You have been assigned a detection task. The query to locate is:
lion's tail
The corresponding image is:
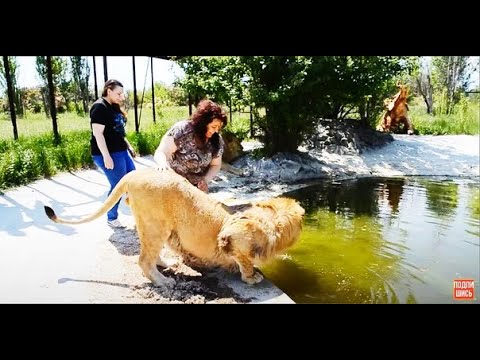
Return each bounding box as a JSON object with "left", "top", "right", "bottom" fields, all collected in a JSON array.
[{"left": 44, "top": 173, "right": 130, "bottom": 225}]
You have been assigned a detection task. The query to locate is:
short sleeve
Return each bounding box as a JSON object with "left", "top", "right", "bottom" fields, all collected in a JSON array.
[
  {"left": 90, "top": 102, "right": 109, "bottom": 125},
  {"left": 166, "top": 120, "right": 189, "bottom": 142}
]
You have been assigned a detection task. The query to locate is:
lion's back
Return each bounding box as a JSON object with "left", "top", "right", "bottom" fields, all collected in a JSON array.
[
  {"left": 124, "top": 167, "right": 229, "bottom": 261},
  {"left": 127, "top": 168, "right": 190, "bottom": 189},
  {"left": 126, "top": 168, "right": 202, "bottom": 217}
]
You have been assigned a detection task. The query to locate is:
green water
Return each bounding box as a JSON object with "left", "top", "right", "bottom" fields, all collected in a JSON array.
[{"left": 261, "top": 177, "right": 480, "bottom": 304}]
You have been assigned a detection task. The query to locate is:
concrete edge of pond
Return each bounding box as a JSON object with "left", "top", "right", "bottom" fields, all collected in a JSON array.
[{"left": 205, "top": 269, "right": 295, "bottom": 304}]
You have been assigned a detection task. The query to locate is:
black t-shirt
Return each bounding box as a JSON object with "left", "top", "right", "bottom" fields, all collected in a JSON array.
[{"left": 90, "top": 98, "right": 128, "bottom": 155}]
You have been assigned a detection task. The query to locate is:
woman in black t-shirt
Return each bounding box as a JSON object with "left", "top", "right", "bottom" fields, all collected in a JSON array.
[{"left": 90, "top": 79, "right": 136, "bottom": 228}]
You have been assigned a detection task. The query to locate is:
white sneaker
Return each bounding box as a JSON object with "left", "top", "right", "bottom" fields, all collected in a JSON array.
[{"left": 107, "top": 219, "right": 126, "bottom": 228}]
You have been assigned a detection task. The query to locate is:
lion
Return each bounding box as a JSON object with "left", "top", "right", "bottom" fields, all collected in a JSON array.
[
  {"left": 376, "top": 82, "right": 414, "bottom": 135},
  {"left": 44, "top": 168, "right": 305, "bottom": 288}
]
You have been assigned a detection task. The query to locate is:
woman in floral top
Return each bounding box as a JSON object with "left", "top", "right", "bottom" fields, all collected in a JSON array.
[{"left": 154, "top": 99, "right": 227, "bottom": 193}]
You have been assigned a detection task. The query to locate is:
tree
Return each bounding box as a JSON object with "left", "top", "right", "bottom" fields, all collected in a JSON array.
[
  {"left": 240, "top": 56, "right": 318, "bottom": 154},
  {"left": 176, "top": 56, "right": 248, "bottom": 106},
  {"left": 239, "top": 56, "right": 415, "bottom": 155},
  {"left": 35, "top": 56, "right": 68, "bottom": 116},
  {"left": 307, "top": 56, "right": 417, "bottom": 124},
  {"left": 432, "top": 56, "right": 471, "bottom": 114},
  {"left": 0, "top": 56, "right": 24, "bottom": 116},
  {"left": 2, "top": 56, "right": 19, "bottom": 139},
  {"left": 70, "top": 56, "right": 90, "bottom": 114},
  {"left": 415, "top": 57, "right": 434, "bottom": 114}
]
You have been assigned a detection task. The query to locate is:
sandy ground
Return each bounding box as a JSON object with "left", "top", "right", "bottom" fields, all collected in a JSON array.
[{"left": 0, "top": 134, "right": 478, "bottom": 303}]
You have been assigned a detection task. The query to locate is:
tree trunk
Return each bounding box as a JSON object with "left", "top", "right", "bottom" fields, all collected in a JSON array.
[
  {"left": 263, "top": 108, "right": 299, "bottom": 156},
  {"left": 3, "top": 56, "right": 18, "bottom": 140},
  {"left": 41, "top": 88, "right": 50, "bottom": 117},
  {"left": 82, "top": 88, "right": 89, "bottom": 114},
  {"left": 416, "top": 72, "right": 434, "bottom": 114},
  {"left": 46, "top": 56, "right": 59, "bottom": 142},
  {"left": 447, "top": 56, "right": 459, "bottom": 115}
]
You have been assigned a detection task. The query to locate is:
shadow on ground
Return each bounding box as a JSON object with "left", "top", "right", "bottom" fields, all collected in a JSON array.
[{"left": 107, "top": 226, "right": 253, "bottom": 304}]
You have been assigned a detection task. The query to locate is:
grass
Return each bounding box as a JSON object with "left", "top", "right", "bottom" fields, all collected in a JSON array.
[
  {"left": 0, "top": 106, "right": 190, "bottom": 140},
  {"left": 408, "top": 96, "right": 480, "bottom": 135},
  {"left": 0, "top": 131, "right": 93, "bottom": 189}
]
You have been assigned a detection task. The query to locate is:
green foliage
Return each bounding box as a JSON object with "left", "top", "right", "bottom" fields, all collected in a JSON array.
[
  {"left": 0, "top": 56, "right": 19, "bottom": 93},
  {"left": 0, "top": 132, "right": 90, "bottom": 189},
  {"left": 0, "top": 111, "right": 90, "bottom": 139},
  {"left": 410, "top": 95, "right": 479, "bottom": 135},
  {"left": 36, "top": 146, "right": 56, "bottom": 177},
  {"left": 35, "top": 56, "right": 68, "bottom": 90},
  {"left": 147, "top": 106, "right": 188, "bottom": 128},
  {"left": 34, "top": 56, "right": 70, "bottom": 116},
  {"left": 20, "top": 87, "right": 44, "bottom": 113},
  {"left": 176, "top": 56, "right": 249, "bottom": 107},
  {"left": 0, "top": 56, "right": 24, "bottom": 116},
  {"left": 246, "top": 56, "right": 417, "bottom": 154},
  {"left": 431, "top": 56, "right": 472, "bottom": 115},
  {"left": 70, "top": 56, "right": 90, "bottom": 115},
  {"left": 126, "top": 83, "right": 187, "bottom": 110},
  {"left": 225, "top": 109, "right": 252, "bottom": 141},
  {"left": 127, "top": 122, "right": 169, "bottom": 156},
  {"left": 168, "top": 85, "right": 188, "bottom": 106}
]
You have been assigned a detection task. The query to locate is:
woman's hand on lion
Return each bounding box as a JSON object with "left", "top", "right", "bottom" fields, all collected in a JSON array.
[
  {"left": 156, "top": 162, "right": 172, "bottom": 171},
  {"left": 197, "top": 179, "right": 208, "bottom": 193}
]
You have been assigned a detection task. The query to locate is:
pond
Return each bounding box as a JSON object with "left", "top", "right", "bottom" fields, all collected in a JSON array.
[{"left": 260, "top": 176, "right": 479, "bottom": 304}]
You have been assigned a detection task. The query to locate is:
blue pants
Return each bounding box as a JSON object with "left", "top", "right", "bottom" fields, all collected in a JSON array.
[{"left": 92, "top": 150, "right": 136, "bottom": 221}]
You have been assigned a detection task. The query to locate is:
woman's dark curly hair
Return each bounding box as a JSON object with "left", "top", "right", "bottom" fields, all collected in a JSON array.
[{"left": 190, "top": 99, "right": 228, "bottom": 157}]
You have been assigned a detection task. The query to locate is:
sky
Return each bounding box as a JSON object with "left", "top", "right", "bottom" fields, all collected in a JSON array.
[{"left": 15, "top": 56, "right": 185, "bottom": 92}]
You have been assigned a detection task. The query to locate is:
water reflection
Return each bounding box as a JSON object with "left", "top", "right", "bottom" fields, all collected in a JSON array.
[
  {"left": 379, "top": 178, "right": 405, "bottom": 214},
  {"left": 298, "top": 179, "right": 381, "bottom": 217},
  {"left": 466, "top": 185, "right": 480, "bottom": 239},
  {"left": 261, "top": 177, "right": 479, "bottom": 304},
  {"left": 420, "top": 179, "right": 459, "bottom": 218}
]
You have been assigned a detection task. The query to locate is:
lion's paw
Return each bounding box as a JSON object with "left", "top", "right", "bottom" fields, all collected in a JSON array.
[
  {"left": 241, "top": 271, "right": 264, "bottom": 285},
  {"left": 152, "top": 276, "right": 176, "bottom": 289}
]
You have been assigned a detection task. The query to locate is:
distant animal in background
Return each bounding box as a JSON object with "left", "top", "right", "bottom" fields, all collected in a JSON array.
[{"left": 377, "top": 82, "right": 414, "bottom": 135}]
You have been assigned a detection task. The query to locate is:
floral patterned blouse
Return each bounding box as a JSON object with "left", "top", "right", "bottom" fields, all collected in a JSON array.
[{"left": 166, "top": 120, "right": 224, "bottom": 185}]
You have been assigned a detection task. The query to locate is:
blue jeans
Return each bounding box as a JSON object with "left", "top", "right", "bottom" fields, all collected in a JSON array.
[{"left": 92, "top": 150, "right": 136, "bottom": 221}]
